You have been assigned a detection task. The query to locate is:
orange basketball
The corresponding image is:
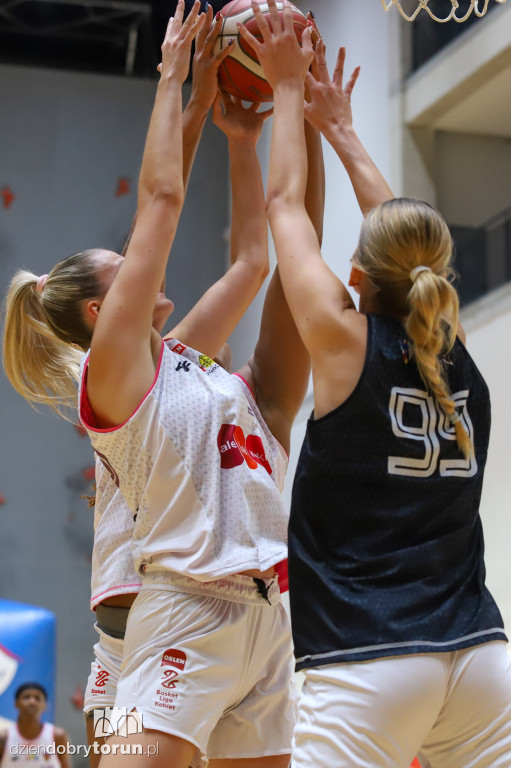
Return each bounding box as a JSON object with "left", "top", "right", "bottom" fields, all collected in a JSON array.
[{"left": 214, "top": 0, "right": 308, "bottom": 102}]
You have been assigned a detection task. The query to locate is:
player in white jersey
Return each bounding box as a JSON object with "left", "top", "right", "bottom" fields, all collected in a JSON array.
[
  {"left": 82, "top": 11, "right": 244, "bottom": 763},
  {"left": 3, "top": 4, "right": 324, "bottom": 766},
  {"left": 0, "top": 684, "right": 69, "bottom": 768}
]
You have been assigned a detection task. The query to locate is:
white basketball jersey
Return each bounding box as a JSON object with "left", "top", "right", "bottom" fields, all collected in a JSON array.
[
  {"left": 80, "top": 340, "right": 289, "bottom": 581},
  {"left": 1, "top": 723, "right": 60, "bottom": 768},
  {"left": 90, "top": 456, "right": 141, "bottom": 610}
]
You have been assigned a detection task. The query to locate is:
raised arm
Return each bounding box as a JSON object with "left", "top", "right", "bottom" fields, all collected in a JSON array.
[
  {"left": 182, "top": 6, "right": 233, "bottom": 189},
  {"left": 235, "top": 13, "right": 331, "bottom": 452},
  {"left": 236, "top": 117, "right": 325, "bottom": 453},
  {"left": 166, "top": 93, "right": 271, "bottom": 357},
  {"left": 240, "top": 3, "right": 390, "bottom": 360},
  {"left": 87, "top": 0, "right": 204, "bottom": 425},
  {"left": 121, "top": 11, "right": 232, "bottom": 274},
  {"left": 304, "top": 43, "right": 392, "bottom": 215}
]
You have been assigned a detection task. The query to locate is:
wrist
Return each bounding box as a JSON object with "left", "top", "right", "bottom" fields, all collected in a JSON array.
[
  {"left": 227, "top": 134, "right": 258, "bottom": 149},
  {"left": 157, "top": 74, "right": 184, "bottom": 93},
  {"left": 185, "top": 92, "right": 211, "bottom": 118},
  {"left": 273, "top": 77, "right": 306, "bottom": 97},
  {"left": 326, "top": 123, "right": 359, "bottom": 153}
]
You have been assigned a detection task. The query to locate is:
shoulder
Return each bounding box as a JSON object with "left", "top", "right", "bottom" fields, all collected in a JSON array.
[{"left": 53, "top": 727, "right": 68, "bottom": 745}]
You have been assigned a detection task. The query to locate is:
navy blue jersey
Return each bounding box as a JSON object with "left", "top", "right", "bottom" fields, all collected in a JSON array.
[{"left": 289, "top": 314, "right": 506, "bottom": 671}]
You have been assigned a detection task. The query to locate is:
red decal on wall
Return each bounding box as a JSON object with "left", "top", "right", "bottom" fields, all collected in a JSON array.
[
  {"left": 70, "top": 685, "right": 84, "bottom": 709},
  {"left": 2, "top": 187, "right": 15, "bottom": 209},
  {"left": 74, "top": 423, "right": 87, "bottom": 437},
  {"left": 82, "top": 465, "right": 95, "bottom": 482},
  {"left": 115, "top": 178, "right": 130, "bottom": 198},
  {"left": 0, "top": 493, "right": 5, "bottom": 505}
]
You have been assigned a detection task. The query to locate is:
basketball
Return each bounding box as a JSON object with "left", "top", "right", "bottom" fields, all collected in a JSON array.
[{"left": 214, "top": 0, "right": 308, "bottom": 102}]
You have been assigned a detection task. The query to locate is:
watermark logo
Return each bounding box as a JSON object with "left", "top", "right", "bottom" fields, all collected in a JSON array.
[{"left": 93, "top": 708, "right": 143, "bottom": 738}]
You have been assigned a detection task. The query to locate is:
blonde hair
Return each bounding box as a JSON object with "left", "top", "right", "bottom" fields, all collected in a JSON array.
[
  {"left": 355, "top": 198, "right": 472, "bottom": 459},
  {"left": 3, "top": 250, "right": 103, "bottom": 419}
]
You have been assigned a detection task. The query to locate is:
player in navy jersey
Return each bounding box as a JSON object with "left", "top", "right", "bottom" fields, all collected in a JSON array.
[
  {"left": 2, "top": 3, "right": 325, "bottom": 767},
  {"left": 240, "top": 3, "right": 511, "bottom": 766}
]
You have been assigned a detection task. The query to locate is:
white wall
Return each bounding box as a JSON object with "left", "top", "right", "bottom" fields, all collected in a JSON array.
[{"left": 462, "top": 286, "right": 511, "bottom": 632}]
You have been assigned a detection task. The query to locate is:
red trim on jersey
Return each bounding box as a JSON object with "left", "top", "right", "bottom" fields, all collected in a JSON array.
[
  {"left": 80, "top": 341, "right": 165, "bottom": 433},
  {"left": 232, "top": 372, "right": 255, "bottom": 398},
  {"left": 275, "top": 559, "right": 289, "bottom": 593}
]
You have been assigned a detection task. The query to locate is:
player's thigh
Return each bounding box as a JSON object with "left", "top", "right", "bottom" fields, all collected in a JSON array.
[
  {"left": 97, "top": 730, "right": 195, "bottom": 768},
  {"left": 85, "top": 716, "right": 105, "bottom": 768},
  {"left": 293, "top": 654, "right": 448, "bottom": 768},
  {"left": 419, "top": 642, "right": 511, "bottom": 768}
]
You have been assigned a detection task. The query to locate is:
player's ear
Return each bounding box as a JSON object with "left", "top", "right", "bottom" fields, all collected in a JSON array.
[{"left": 349, "top": 265, "right": 363, "bottom": 295}]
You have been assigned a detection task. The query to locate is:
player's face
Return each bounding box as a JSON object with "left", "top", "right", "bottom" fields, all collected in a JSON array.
[
  {"left": 93, "top": 250, "right": 174, "bottom": 331},
  {"left": 16, "top": 689, "right": 46, "bottom": 719}
]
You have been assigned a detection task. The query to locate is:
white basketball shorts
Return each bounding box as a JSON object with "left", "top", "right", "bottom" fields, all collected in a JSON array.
[
  {"left": 84, "top": 625, "right": 124, "bottom": 715},
  {"left": 111, "top": 569, "right": 297, "bottom": 766},
  {"left": 293, "top": 641, "right": 511, "bottom": 768}
]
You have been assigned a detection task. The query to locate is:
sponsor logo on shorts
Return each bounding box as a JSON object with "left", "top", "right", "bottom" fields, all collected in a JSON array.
[
  {"left": 217, "top": 424, "right": 272, "bottom": 475},
  {"left": 94, "top": 668, "right": 109, "bottom": 687},
  {"left": 155, "top": 649, "right": 186, "bottom": 711},
  {"left": 161, "top": 649, "right": 186, "bottom": 671}
]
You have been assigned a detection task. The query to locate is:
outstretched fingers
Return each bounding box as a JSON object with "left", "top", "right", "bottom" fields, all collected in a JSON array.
[
  {"left": 301, "top": 24, "right": 314, "bottom": 61},
  {"left": 332, "top": 46, "right": 360, "bottom": 98},
  {"left": 237, "top": 17, "right": 262, "bottom": 54},
  {"left": 313, "top": 39, "right": 329, "bottom": 83},
  {"left": 182, "top": 1, "right": 206, "bottom": 44},
  {"left": 267, "top": 0, "right": 284, "bottom": 34},
  {"left": 331, "top": 46, "right": 346, "bottom": 90},
  {"left": 195, "top": 3, "right": 214, "bottom": 52},
  {"left": 344, "top": 65, "right": 361, "bottom": 99}
]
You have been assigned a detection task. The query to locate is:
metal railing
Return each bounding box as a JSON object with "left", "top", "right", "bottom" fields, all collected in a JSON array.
[
  {"left": 452, "top": 206, "right": 511, "bottom": 306},
  {"left": 411, "top": 0, "right": 498, "bottom": 71}
]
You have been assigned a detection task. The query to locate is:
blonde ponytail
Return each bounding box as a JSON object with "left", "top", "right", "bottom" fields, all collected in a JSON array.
[
  {"left": 356, "top": 198, "right": 472, "bottom": 458},
  {"left": 2, "top": 250, "right": 102, "bottom": 420},
  {"left": 406, "top": 269, "right": 472, "bottom": 459}
]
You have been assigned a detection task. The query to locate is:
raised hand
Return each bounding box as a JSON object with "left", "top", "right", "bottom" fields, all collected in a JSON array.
[
  {"left": 238, "top": 0, "right": 314, "bottom": 91},
  {"left": 212, "top": 91, "right": 273, "bottom": 145},
  {"left": 304, "top": 43, "right": 360, "bottom": 142},
  {"left": 189, "top": 7, "right": 234, "bottom": 112},
  {"left": 160, "top": 0, "right": 206, "bottom": 84}
]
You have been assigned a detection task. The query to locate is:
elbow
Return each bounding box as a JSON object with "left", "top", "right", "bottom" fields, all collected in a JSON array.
[
  {"left": 139, "top": 182, "right": 185, "bottom": 212},
  {"left": 258, "top": 260, "right": 270, "bottom": 284},
  {"left": 265, "top": 189, "right": 288, "bottom": 222}
]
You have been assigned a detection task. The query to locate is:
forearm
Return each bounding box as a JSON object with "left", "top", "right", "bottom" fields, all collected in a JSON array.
[
  {"left": 326, "top": 124, "right": 393, "bottom": 215},
  {"left": 267, "top": 81, "right": 308, "bottom": 209},
  {"left": 182, "top": 97, "right": 209, "bottom": 191},
  {"left": 304, "top": 120, "right": 325, "bottom": 245},
  {"left": 138, "top": 76, "right": 184, "bottom": 206},
  {"left": 229, "top": 138, "right": 269, "bottom": 277}
]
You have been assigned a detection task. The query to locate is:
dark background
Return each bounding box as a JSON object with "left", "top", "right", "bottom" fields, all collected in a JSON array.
[{"left": 0, "top": 0, "right": 233, "bottom": 79}]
